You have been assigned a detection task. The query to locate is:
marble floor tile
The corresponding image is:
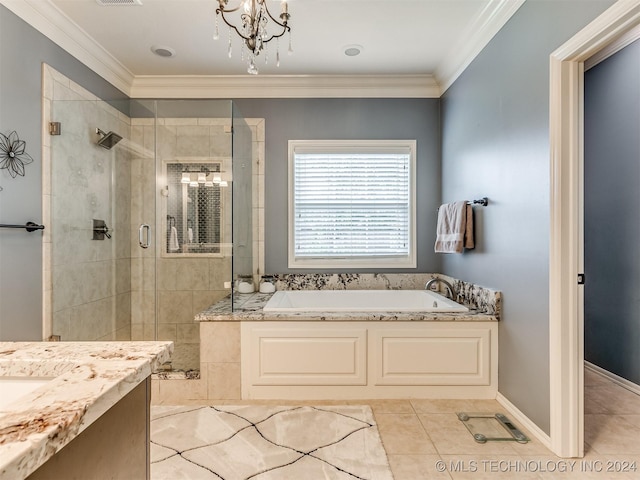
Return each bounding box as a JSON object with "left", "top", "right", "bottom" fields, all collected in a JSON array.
[
  {"left": 375, "top": 413, "right": 438, "bottom": 455},
  {"left": 387, "top": 454, "right": 454, "bottom": 479},
  {"left": 350, "top": 399, "right": 415, "bottom": 415},
  {"left": 587, "top": 384, "right": 640, "bottom": 415},
  {"left": 585, "top": 414, "right": 640, "bottom": 454}
]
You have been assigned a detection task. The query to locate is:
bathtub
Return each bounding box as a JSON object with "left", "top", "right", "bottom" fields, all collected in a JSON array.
[{"left": 262, "top": 289, "right": 469, "bottom": 313}]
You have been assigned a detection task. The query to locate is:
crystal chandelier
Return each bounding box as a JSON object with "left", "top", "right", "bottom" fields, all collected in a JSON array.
[{"left": 214, "top": 0, "right": 292, "bottom": 75}]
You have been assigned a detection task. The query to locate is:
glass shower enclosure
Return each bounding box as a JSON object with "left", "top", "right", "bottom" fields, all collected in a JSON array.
[{"left": 48, "top": 98, "right": 252, "bottom": 372}]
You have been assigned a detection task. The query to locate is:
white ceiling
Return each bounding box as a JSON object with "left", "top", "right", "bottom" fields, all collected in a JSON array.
[
  {"left": 1, "top": 0, "right": 525, "bottom": 96},
  {"left": 51, "top": 0, "right": 489, "bottom": 76}
]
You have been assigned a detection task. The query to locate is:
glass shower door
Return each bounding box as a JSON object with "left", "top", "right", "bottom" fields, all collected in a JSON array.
[
  {"left": 49, "top": 97, "right": 138, "bottom": 342},
  {"left": 48, "top": 94, "right": 237, "bottom": 373},
  {"left": 146, "top": 99, "right": 234, "bottom": 371},
  {"left": 231, "top": 106, "right": 253, "bottom": 308}
]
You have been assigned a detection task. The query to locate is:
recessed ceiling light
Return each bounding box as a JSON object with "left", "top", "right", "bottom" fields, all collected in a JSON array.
[
  {"left": 151, "top": 45, "right": 176, "bottom": 58},
  {"left": 343, "top": 45, "right": 363, "bottom": 57}
]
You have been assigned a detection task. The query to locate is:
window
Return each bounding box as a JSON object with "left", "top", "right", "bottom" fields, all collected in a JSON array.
[{"left": 288, "top": 140, "right": 416, "bottom": 268}]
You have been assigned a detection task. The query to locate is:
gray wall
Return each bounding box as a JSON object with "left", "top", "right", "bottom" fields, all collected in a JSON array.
[
  {"left": 440, "top": 0, "right": 613, "bottom": 434},
  {"left": 0, "top": 5, "right": 127, "bottom": 340},
  {"left": 584, "top": 39, "right": 640, "bottom": 385},
  {"left": 234, "top": 98, "right": 442, "bottom": 274}
]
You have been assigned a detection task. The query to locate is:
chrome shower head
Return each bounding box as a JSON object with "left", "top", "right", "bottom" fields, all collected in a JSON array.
[{"left": 95, "top": 128, "right": 123, "bottom": 150}]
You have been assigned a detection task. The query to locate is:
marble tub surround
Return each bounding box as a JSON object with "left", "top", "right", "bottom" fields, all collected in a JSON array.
[
  {"left": 196, "top": 290, "right": 497, "bottom": 322},
  {"left": 0, "top": 341, "right": 172, "bottom": 480},
  {"left": 269, "top": 273, "right": 501, "bottom": 319},
  {"left": 150, "top": 404, "right": 393, "bottom": 479}
]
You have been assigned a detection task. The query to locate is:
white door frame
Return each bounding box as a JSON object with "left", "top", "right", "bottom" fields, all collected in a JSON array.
[{"left": 549, "top": 0, "right": 640, "bottom": 458}]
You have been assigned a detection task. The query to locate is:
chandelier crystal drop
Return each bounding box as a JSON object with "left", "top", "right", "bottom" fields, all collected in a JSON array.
[{"left": 214, "top": 0, "right": 291, "bottom": 75}]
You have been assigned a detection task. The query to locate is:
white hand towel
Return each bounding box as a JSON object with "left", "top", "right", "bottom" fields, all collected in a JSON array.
[
  {"left": 435, "top": 201, "right": 471, "bottom": 253},
  {"left": 169, "top": 226, "right": 180, "bottom": 252},
  {"left": 187, "top": 227, "right": 193, "bottom": 243}
]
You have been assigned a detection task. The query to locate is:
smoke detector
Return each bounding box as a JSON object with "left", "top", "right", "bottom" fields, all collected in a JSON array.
[{"left": 95, "top": 0, "right": 142, "bottom": 6}]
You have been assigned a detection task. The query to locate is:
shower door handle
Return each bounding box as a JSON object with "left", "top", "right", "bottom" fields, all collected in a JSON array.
[{"left": 139, "top": 224, "right": 151, "bottom": 249}]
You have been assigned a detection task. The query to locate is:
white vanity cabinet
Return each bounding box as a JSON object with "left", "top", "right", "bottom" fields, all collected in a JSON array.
[{"left": 241, "top": 321, "right": 498, "bottom": 399}]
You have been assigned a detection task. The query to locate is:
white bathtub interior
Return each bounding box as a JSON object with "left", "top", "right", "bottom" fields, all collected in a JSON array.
[
  {"left": 263, "top": 289, "right": 469, "bottom": 313},
  {"left": 0, "top": 377, "right": 56, "bottom": 409}
]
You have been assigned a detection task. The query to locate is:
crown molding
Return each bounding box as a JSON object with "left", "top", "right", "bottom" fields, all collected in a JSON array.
[
  {"left": 1, "top": 0, "right": 520, "bottom": 99},
  {"left": 0, "top": 0, "right": 134, "bottom": 95},
  {"left": 129, "top": 74, "right": 440, "bottom": 99},
  {"left": 435, "top": 0, "right": 526, "bottom": 94}
]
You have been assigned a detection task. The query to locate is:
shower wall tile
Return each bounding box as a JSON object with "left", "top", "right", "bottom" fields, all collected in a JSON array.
[
  {"left": 176, "top": 126, "right": 210, "bottom": 157},
  {"left": 116, "top": 258, "right": 131, "bottom": 294},
  {"left": 209, "top": 132, "right": 232, "bottom": 157},
  {"left": 176, "top": 259, "right": 209, "bottom": 291},
  {"left": 69, "top": 80, "right": 98, "bottom": 101},
  {"left": 157, "top": 259, "right": 177, "bottom": 291},
  {"left": 131, "top": 324, "right": 143, "bottom": 340},
  {"left": 143, "top": 324, "right": 157, "bottom": 341},
  {"left": 158, "top": 323, "right": 177, "bottom": 342},
  {"left": 53, "top": 309, "right": 70, "bottom": 341},
  {"left": 177, "top": 324, "right": 199, "bottom": 344},
  {"left": 193, "top": 290, "right": 228, "bottom": 316},
  {"left": 158, "top": 291, "right": 193, "bottom": 325},
  {"left": 114, "top": 326, "right": 131, "bottom": 341},
  {"left": 209, "top": 258, "right": 231, "bottom": 290},
  {"left": 170, "top": 344, "right": 200, "bottom": 372},
  {"left": 116, "top": 292, "right": 131, "bottom": 331}
]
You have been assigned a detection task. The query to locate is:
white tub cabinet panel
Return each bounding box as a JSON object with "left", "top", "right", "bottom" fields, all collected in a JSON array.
[
  {"left": 372, "top": 327, "right": 491, "bottom": 386},
  {"left": 241, "top": 322, "right": 497, "bottom": 399},
  {"left": 247, "top": 327, "right": 367, "bottom": 385}
]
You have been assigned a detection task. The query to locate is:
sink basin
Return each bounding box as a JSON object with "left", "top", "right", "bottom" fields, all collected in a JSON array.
[{"left": 0, "top": 377, "right": 55, "bottom": 409}]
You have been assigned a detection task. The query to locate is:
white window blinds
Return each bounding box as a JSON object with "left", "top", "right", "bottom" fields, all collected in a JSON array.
[{"left": 289, "top": 141, "right": 416, "bottom": 268}]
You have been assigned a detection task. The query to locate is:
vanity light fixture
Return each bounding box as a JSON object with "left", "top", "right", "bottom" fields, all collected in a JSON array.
[
  {"left": 197, "top": 172, "right": 207, "bottom": 184},
  {"left": 213, "top": 174, "right": 222, "bottom": 184},
  {"left": 213, "top": 0, "right": 292, "bottom": 75},
  {"left": 181, "top": 172, "right": 191, "bottom": 184}
]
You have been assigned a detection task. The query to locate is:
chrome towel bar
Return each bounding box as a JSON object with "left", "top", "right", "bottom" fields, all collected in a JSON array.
[{"left": 0, "top": 222, "right": 45, "bottom": 232}]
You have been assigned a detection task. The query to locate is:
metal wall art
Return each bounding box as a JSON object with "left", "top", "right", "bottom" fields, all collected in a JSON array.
[{"left": 0, "top": 131, "right": 34, "bottom": 178}]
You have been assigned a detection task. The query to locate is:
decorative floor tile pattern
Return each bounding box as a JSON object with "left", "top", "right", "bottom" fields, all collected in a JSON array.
[{"left": 151, "top": 405, "right": 394, "bottom": 480}]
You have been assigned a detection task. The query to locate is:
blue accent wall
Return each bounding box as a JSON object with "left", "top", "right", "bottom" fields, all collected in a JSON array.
[
  {"left": 0, "top": 5, "right": 127, "bottom": 340},
  {"left": 584, "top": 39, "right": 640, "bottom": 385},
  {"left": 233, "top": 98, "right": 442, "bottom": 274},
  {"left": 440, "top": 0, "right": 613, "bottom": 433}
]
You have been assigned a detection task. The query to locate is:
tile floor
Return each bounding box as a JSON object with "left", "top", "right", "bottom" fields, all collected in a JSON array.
[{"left": 153, "top": 368, "right": 640, "bottom": 479}]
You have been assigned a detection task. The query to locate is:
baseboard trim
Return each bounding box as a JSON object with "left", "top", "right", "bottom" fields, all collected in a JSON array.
[
  {"left": 585, "top": 361, "right": 640, "bottom": 396},
  {"left": 496, "top": 392, "right": 551, "bottom": 450}
]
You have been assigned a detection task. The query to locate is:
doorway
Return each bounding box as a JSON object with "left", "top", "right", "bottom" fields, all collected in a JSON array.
[{"left": 549, "top": 0, "right": 640, "bottom": 458}]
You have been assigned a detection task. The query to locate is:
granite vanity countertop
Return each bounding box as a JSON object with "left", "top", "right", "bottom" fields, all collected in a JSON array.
[
  {"left": 0, "top": 341, "right": 172, "bottom": 480},
  {"left": 195, "top": 293, "right": 498, "bottom": 322}
]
